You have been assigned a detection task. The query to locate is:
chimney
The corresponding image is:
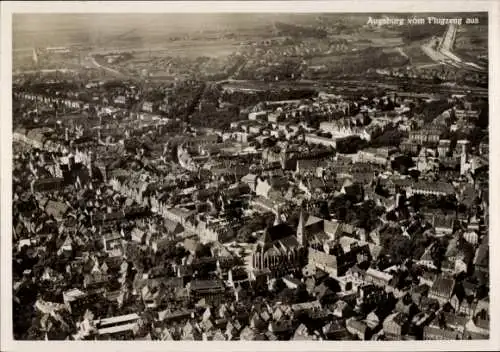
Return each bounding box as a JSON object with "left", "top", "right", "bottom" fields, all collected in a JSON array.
[{"left": 65, "top": 128, "right": 69, "bottom": 142}]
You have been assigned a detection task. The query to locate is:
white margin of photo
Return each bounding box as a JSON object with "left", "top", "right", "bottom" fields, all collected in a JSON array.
[{"left": 1, "top": 1, "right": 499, "bottom": 351}]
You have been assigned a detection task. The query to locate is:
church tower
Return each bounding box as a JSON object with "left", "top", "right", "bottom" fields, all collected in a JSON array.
[{"left": 297, "top": 209, "right": 305, "bottom": 247}]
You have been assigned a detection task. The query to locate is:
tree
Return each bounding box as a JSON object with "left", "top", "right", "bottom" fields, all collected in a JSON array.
[
  {"left": 410, "top": 231, "right": 432, "bottom": 259},
  {"left": 272, "top": 278, "right": 287, "bottom": 293},
  {"left": 219, "top": 227, "right": 236, "bottom": 243},
  {"left": 225, "top": 201, "right": 243, "bottom": 222},
  {"left": 25, "top": 320, "right": 45, "bottom": 340},
  {"left": 355, "top": 201, "right": 385, "bottom": 232},
  {"left": 125, "top": 243, "right": 145, "bottom": 271},
  {"left": 328, "top": 195, "right": 351, "bottom": 221},
  {"left": 336, "top": 136, "right": 367, "bottom": 154},
  {"left": 195, "top": 243, "right": 212, "bottom": 258},
  {"left": 379, "top": 225, "right": 412, "bottom": 264},
  {"left": 391, "top": 155, "right": 415, "bottom": 174},
  {"left": 477, "top": 100, "right": 488, "bottom": 129},
  {"left": 262, "top": 137, "right": 278, "bottom": 149},
  {"left": 310, "top": 200, "right": 331, "bottom": 220},
  {"left": 236, "top": 226, "right": 254, "bottom": 243}
]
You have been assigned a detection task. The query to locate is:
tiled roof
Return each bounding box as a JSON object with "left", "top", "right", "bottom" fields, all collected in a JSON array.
[
  {"left": 190, "top": 279, "right": 225, "bottom": 291},
  {"left": 297, "top": 159, "right": 325, "bottom": 171},
  {"left": 305, "top": 214, "right": 323, "bottom": 227},
  {"left": 411, "top": 181, "right": 455, "bottom": 194},
  {"left": 420, "top": 244, "right": 435, "bottom": 262},
  {"left": 430, "top": 276, "right": 455, "bottom": 298},
  {"left": 164, "top": 218, "right": 183, "bottom": 233},
  {"left": 347, "top": 318, "right": 368, "bottom": 333}
]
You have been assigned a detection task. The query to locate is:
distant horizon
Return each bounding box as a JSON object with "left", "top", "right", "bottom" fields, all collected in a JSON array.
[{"left": 13, "top": 12, "right": 488, "bottom": 49}]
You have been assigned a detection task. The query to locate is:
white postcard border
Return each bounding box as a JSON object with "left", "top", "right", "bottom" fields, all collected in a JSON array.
[{"left": 1, "top": 2, "right": 499, "bottom": 351}]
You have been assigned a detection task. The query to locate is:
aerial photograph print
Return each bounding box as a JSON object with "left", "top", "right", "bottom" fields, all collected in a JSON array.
[{"left": 9, "top": 7, "right": 491, "bottom": 344}]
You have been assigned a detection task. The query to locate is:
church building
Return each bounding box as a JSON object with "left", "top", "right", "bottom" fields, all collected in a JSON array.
[{"left": 251, "top": 210, "right": 337, "bottom": 276}]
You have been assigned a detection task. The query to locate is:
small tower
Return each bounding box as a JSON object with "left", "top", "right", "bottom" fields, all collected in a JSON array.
[
  {"left": 68, "top": 154, "right": 75, "bottom": 170},
  {"left": 459, "top": 140, "right": 470, "bottom": 176},
  {"left": 87, "top": 151, "right": 93, "bottom": 179},
  {"left": 396, "top": 192, "right": 402, "bottom": 209},
  {"left": 280, "top": 144, "right": 288, "bottom": 170},
  {"left": 99, "top": 163, "right": 107, "bottom": 182}
]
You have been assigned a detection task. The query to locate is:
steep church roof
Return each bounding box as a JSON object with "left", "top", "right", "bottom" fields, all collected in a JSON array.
[{"left": 257, "top": 222, "right": 299, "bottom": 254}]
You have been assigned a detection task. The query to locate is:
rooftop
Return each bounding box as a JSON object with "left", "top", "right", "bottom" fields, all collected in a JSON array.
[{"left": 98, "top": 322, "right": 137, "bottom": 335}]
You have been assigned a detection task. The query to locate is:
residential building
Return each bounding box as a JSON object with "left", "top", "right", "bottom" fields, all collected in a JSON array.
[{"left": 383, "top": 312, "right": 409, "bottom": 340}]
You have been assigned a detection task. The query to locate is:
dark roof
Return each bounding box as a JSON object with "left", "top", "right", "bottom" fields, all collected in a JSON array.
[
  {"left": 314, "top": 269, "right": 328, "bottom": 282},
  {"left": 296, "top": 159, "right": 325, "bottom": 172},
  {"left": 33, "top": 177, "right": 65, "bottom": 186},
  {"left": 412, "top": 284, "right": 430, "bottom": 295},
  {"left": 411, "top": 181, "right": 455, "bottom": 195},
  {"left": 264, "top": 223, "right": 295, "bottom": 243},
  {"left": 473, "top": 244, "right": 488, "bottom": 267},
  {"left": 433, "top": 215, "right": 455, "bottom": 230},
  {"left": 94, "top": 210, "right": 125, "bottom": 223},
  {"left": 190, "top": 279, "right": 225, "bottom": 291},
  {"left": 164, "top": 219, "right": 183, "bottom": 234}
]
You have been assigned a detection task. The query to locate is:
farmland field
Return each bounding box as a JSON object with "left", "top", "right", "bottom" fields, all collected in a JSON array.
[
  {"left": 403, "top": 40, "right": 436, "bottom": 66},
  {"left": 308, "top": 54, "right": 347, "bottom": 66},
  {"left": 369, "top": 37, "right": 405, "bottom": 47},
  {"left": 454, "top": 24, "right": 488, "bottom": 63},
  {"left": 110, "top": 40, "right": 244, "bottom": 58}
]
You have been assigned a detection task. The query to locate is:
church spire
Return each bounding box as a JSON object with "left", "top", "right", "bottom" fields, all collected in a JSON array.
[
  {"left": 297, "top": 208, "right": 305, "bottom": 246},
  {"left": 274, "top": 205, "right": 281, "bottom": 226}
]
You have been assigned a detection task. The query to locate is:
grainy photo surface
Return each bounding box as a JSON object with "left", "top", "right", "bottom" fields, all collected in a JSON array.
[{"left": 11, "top": 11, "right": 490, "bottom": 342}]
